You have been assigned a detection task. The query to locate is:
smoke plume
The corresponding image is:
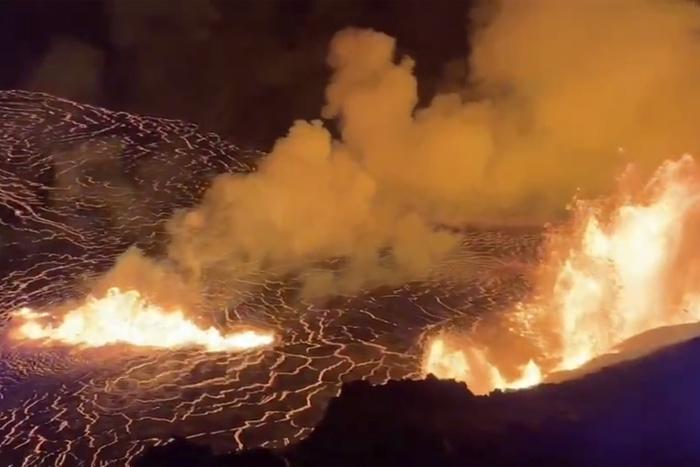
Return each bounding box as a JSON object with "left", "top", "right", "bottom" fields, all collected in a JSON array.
[
  {"left": 100, "top": 0, "right": 700, "bottom": 300},
  {"left": 466, "top": 0, "right": 700, "bottom": 217}
]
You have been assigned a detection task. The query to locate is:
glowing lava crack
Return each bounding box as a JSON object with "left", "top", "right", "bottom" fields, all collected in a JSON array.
[{"left": 10, "top": 288, "right": 275, "bottom": 352}]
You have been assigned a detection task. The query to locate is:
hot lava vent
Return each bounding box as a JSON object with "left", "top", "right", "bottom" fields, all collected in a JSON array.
[
  {"left": 425, "top": 155, "right": 700, "bottom": 394},
  {"left": 10, "top": 287, "right": 275, "bottom": 352}
]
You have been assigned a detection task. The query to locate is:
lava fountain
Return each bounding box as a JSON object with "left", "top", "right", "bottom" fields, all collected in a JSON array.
[
  {"left": 425, "top": 155, "right": 700, "bottom": 394},
  {"left": 9, "top": 287, "right": 275, "bottom": 352}
]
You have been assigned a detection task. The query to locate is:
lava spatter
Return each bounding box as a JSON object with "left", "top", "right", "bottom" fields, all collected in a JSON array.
[
  {"left": 10, "top": 287, "right": 275, "bottom": 352},
  {"left": 425, "top": 156, "right": 700, "bottom": 394}
]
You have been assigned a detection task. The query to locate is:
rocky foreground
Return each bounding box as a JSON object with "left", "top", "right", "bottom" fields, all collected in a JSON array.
[{"left": 136, "top": 333, "right": 700, "bottom": 466}]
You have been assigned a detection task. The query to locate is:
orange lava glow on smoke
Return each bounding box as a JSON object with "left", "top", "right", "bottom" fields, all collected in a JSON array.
[
  {"left": 10, "top": 288, "right": 275, "bottom": 352},
  {"left": 425, "top": 155, "right": 700, "bottom": 394}
]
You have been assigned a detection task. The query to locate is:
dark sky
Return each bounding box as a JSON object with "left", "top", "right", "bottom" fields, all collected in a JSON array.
[{"left": 0, "top": 0, "right": 474, "bottom": 149}]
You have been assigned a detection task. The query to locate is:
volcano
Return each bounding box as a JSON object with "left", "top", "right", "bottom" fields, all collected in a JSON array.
[{"left": 2, "top": 91, "right": 700, "bottom": 467}]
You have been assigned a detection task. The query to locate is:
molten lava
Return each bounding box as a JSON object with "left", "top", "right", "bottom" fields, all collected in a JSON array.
[
  {"left": 10, "top": 287, "right": 275, "bottom": 352},
  {"left": 425, "top": 155, "right": 700, "bottom": 394},
  {"left": 424, "top": 338, "right": 542, "bottom": 394}
]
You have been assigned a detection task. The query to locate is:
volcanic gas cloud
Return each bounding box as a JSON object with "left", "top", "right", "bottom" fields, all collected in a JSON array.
[{"left": 162, "top": 0, "right": 700, "bottom": 301}]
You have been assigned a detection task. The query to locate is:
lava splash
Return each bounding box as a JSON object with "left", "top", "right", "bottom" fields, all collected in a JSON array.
[
  {"left": 9, "top": 287, "right": 275, "bottom": 352},
  {"left": 426, "top": 155, "right": 700, "bottom": 394}
]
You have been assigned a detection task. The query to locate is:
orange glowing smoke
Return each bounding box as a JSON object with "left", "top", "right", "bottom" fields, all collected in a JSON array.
[
  {"left": 425, "top": 155, "right": 700, "bottom": 394},
  {"left": 10, "top": 287, "right": 275, "bottom": 352}
]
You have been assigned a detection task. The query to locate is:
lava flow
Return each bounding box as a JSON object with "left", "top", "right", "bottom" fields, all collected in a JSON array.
[
  {"left": 9, "top": 287, "right": 275, "bottom": 352},
  {"left": 426, "top": 155, "right": 700, "bottom": 394}
]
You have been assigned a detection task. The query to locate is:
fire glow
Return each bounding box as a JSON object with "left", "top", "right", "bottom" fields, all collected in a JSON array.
[
  {"left": 425, "top": 155, "right": 700, "bottom": 394},
  {"left": 10, "top": 287, "right": 275, "bottom": 352}
]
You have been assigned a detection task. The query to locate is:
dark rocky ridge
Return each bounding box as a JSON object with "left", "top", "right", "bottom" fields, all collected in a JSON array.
[{"left": 137, "top": 335, "right": 700, "bottom": 466}]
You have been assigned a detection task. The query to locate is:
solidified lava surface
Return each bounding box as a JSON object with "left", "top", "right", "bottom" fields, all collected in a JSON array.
[{"left": 0, "top": 91, "right": 541, "bottom": 466}]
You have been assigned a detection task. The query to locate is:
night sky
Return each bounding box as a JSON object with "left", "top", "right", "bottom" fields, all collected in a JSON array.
[{"left": 0, "top": 0, "right": 473, "bottom": 148}]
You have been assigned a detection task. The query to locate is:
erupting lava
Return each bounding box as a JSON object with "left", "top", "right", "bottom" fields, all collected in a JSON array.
[
  {"left": 9, "top": 288, "right": 275, "bottom": 352},
  {"left": 426, "top": 155, "right": 700, "bottom": 394}
]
